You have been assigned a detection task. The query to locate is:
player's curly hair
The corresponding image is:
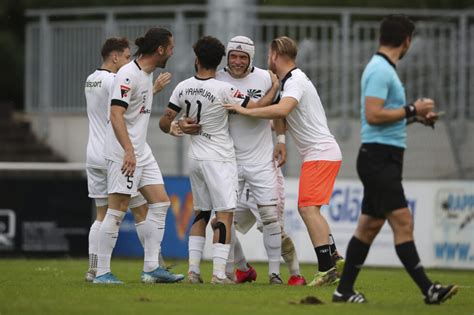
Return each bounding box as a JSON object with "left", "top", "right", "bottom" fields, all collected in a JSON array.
[{"left": 193, "top": 36, "right": 226, "bottom": 70}]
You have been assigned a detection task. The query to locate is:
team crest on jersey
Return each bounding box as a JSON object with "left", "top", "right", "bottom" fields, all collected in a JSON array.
[
  {"left": 120, "top": 85, "right": 131, "bottom": 98},
  {"left": 231, "top": 88, "right": 245, "bottom": 99},
  {"left": 247, "top": 89, "right": 262, "bottom": 98}
]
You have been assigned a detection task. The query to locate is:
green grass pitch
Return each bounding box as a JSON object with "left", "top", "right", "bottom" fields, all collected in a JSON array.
[{"left": 0, "top": 258, "right": 472, "bottom": 315}]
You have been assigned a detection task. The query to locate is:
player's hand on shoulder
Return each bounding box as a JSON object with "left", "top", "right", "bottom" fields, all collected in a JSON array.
[
  {"left": 268, "top": 70, "right": 280, "bottom": 89},
  {"left": 153, "top": 72, "right": 172, "bottom": 94},
  {"left": 414, "top": 98, "right": 435, "bottom": 117},
  {"left": 178, "top": 117, "right": 201, "bottom": 135}
]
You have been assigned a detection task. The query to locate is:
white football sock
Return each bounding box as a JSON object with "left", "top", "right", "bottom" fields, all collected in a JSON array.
[
  {"left": 188, "top": 235, "right": 205, "bottom": 274},
  {"left": 135, "top": 221, "right": 145, "bottom": 248},
  {"left": 213, "top": 243, "right": 230, "bottom": 279},
  {"left": 96, "top": 209, "right": 125, "bottom": 277},
  {"left": 143, "top": 202, "right": 169, "bottom": 272},
  {"left": 281, "top": 232, "right": 300, "bottom": 276},
  {"left": 263, "top": 221, "right": 282, "bottom": 275},
  {"left": 88, "top": 220, "right": 101, "bottom": 270},
  {"left": 234, "top": 236, "right": 248, "bottom": 271},
  {"left": 225, "top": 224, "right": 236, "bottom": 274},
  {"left": 260, "top": 206, "right": 282, "bottom": 275}
]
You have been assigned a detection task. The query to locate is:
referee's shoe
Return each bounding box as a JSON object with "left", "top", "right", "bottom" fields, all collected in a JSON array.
[{"left": 424, "top": 282, "right": 459, "bottom": 305}]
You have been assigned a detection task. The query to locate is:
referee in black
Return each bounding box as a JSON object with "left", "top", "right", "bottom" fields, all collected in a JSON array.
[{"left": 332, "top": 15, "right": 458, "bottom": 304}]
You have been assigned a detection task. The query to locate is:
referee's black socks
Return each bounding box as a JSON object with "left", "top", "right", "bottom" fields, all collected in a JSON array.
[
  {"left": 337, "top": 236, "right": 370, "bottom": 294},
  {"left": 395, "top": 241, "right": 432, "bottom": 295}
]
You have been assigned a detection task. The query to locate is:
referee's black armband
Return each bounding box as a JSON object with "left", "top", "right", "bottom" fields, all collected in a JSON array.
[
  {"left": 241, "top": 96, "right": 250, "bottom": 108},
  {"left": 404, "top": 103, "right": 417, "bottom": 118}
]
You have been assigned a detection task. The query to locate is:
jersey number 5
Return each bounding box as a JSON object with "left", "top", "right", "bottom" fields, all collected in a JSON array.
[{"left": 185, "top": 100, "right": 202, "bottom": 124}]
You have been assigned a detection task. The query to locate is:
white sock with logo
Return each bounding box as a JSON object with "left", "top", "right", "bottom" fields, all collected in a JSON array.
[
  {"left": 88, "top": 220, "right": 102, "bottom": 270},
  {"left": 143, "top": 202, "right": 169, "bottom": 272},
  {"left": 213, "top": 243, "right": 231, "bottom": 279},
  {"left": 188, "top": 236, "right": 205, "bottom": 274},
  {"left": 96, "top": 209, "right": 125, "bottom": 277}
]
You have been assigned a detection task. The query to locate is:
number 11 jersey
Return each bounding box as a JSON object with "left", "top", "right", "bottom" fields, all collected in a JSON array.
[{"left": 168, "top": 76, "right": 249, "bottom": 162}]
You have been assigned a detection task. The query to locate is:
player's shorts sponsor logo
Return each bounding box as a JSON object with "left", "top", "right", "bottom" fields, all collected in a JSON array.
[{"left": 120, "top": 85, "right": 131, "bottom": 98}]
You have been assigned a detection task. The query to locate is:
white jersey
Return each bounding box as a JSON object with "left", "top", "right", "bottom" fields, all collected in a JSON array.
[
  {"left": 216, "top": 67, "right": 274, "bottom": 165},
  {"left": 104, "top": 60, "right": 154, "bottom": 166},
  {"left": 280, "top": 68, "right": 342, "bottom": 162},
  {"left": 168, "top": 76, "right": 249, "bottom": 162},
  {"left": 85, "top": 69, "right": 114, "bottom": 169}
]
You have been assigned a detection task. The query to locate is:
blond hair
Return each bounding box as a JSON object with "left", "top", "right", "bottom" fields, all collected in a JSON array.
[{"left": 270, "top": 36, "right": 297, "bottom": 59}]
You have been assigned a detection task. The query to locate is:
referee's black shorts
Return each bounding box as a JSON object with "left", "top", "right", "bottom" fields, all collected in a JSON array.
[{"left": 356, "top": 143, "right": 408, "bottom": 218}]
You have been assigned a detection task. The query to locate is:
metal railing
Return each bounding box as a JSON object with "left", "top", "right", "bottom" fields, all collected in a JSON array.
[
  {"left": 24, "top": 5, "right": 474, "bottom": 177},
  {"left": 25, "top": 6, "right": 474, "bottom": 118}
]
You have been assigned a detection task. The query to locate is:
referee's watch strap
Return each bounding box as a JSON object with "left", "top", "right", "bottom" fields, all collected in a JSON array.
[{"left": 404, "top": 103, "right": 417, "bottom": 118}]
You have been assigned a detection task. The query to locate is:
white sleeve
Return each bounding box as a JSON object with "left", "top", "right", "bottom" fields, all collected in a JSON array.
[
  {"left": 110, "top": 72, "right": 133, "bottom": 108},
  {"left": 281, "top": 78, "right": 303, "bottom": 103},
  {"left": 167, "top": 83, "right": 183, "bottom": 113}
]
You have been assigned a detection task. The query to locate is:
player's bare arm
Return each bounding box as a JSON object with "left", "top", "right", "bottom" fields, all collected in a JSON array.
[
  {"left": 153, "top": 72, "right": 172, "bottom": 94},
  {"left": 159, "top": 108, "right": 184, "bottom": 137},
  {"left": 224, "top": 96, "right": 298, "bottom": 119},
  {"left": 273, "top": 118, "right": 287, "bottom": 167},
  {"left": 365, "top": 97, "right": 434, "bottom": 125},
  {"left": 110, "top": 105, "right": 136, "bottom": 176}
]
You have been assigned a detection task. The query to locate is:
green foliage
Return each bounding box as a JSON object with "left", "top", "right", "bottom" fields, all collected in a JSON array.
[{"left": 0, "top": 259, "right": 471, "bottom": 315}]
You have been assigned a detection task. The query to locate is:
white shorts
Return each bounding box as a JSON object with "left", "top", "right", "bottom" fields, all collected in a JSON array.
[
  {"left": 237, "top": 161, "right": 278, "bottom": 206},
  {"left": 87, "top": 167, "right": 108, "bottom": 199},
  {"left": 87, "top": 166, "right": 148, "bottom": 207},
  {"left": 235, "top": 166, "right": 286, "bottom": 234},
  {"left": 107, "top": 160, "right": 164, "bottom": 195},
  {"left": 189, "top": 159, "right": 238, "bottom": 212}
]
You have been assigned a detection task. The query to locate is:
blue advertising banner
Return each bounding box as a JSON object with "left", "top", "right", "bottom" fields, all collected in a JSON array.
[{"left": 114, "top": 176, "right": 194, "bottom": 258}]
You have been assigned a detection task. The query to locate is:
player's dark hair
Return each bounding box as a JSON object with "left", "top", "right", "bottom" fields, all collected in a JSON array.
[
  {"left": 101, "top": 37, "right": 129, "bottom": 60},
  {"left": 379, "top": 14, "right": 415, "bottom": 47},
  {"left": 193, "top": 36, "right": 226, "bottom": 70},
  {"left": 134, "top": 28, "right": 173, "bottom": 56}
]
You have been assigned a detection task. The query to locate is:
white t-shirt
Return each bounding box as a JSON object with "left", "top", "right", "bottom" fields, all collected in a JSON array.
[
  {"left": 168, "top": 76, "right": 249, "bottom": 162},
  {"left": 104, "top": 60, "right": 154, "bottom": 166},
  {"left": 85, "top": 69, "right": 114, "bottom": 169},
  {"left": 216, "top": 67, "right": 274, "bottom": 165},
  {"left": 280, "top": 68, "right": 342, "bottom": 162}
]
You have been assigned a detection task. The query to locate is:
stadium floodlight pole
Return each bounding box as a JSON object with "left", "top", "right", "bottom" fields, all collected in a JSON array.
[{"left": 39, "top": 13, "right": 52, "bottom": 142}]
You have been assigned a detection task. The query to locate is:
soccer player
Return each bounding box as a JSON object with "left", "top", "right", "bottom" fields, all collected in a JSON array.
[
  {"left": 93, "top": 28, "right": 183, "bottom": 284},
  {"left": 84, "top": 37, "right": 152, "bottom": 282},
  {"left": 224, "top": 36, "right": 343, "bottom": 287},
  {"left": 333, "top": 15, "right": 458, "bottom": 304},
  {"left": 215, "top": 36, "right": 305, "bottom": 285},
  {"left": 159, "top": 36, "right": 276, "bottom": 284}
]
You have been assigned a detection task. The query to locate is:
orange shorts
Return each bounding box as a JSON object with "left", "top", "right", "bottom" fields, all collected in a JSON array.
[{"left": 298, "top": 160, "right": 341, "bottom": 208}]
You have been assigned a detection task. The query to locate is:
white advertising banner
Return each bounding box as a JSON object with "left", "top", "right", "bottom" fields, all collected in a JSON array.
[{"left": 203, "top": 179, "right": 474, "bottom": 269}]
